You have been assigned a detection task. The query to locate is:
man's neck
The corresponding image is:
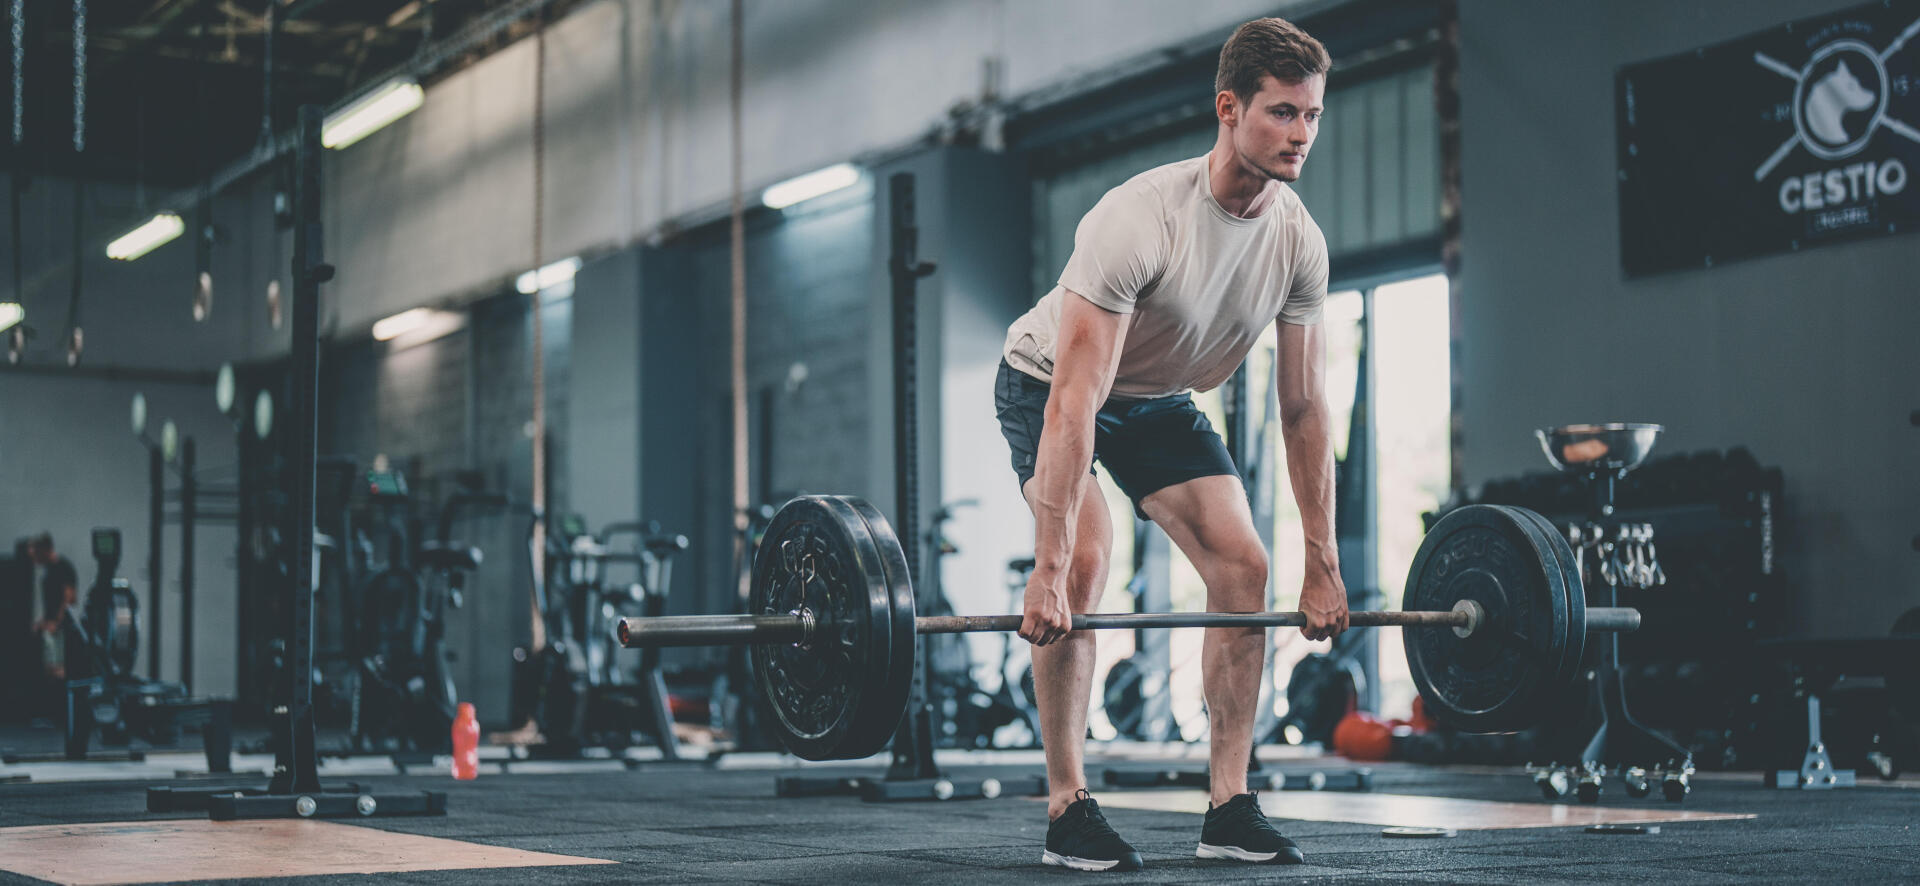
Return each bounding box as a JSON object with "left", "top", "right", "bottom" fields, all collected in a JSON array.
[{"left": 1207, "top": 140, "right": 1275, "bottom": 218}]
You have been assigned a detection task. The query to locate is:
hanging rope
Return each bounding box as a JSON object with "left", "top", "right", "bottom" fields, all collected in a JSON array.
[
  {"left": 730, "top": 0, "right": 747, "bottom": 534},
  {"left": 527, "top": 11, "right": 549, "bottom": 653}
]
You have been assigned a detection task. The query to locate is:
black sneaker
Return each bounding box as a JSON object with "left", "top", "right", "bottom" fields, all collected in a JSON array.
[
  {"left": 1044, "top": 789, "right": 1144, "bottom": 871},
  {"left": 1197, "top": 792, "right": 1304, "bottom": 864}
]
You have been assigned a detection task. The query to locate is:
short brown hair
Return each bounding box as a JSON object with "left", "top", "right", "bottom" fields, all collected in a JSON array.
[{"left": 1215, "top": 17, "right": 1331, "bottom": 104}]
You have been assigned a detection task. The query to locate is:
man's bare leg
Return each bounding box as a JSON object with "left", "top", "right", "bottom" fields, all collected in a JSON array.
[
  {"left": 1142, "top": 475, "right": 1271, "bottom": 807},
  {"left": 1025, "top": 477, "right": 1114, "bottom": 820}
]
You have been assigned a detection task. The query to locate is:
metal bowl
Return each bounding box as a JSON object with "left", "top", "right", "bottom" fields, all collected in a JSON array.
[{"left": 1535, "top": 423, "right": 1664, "bottom": 474}]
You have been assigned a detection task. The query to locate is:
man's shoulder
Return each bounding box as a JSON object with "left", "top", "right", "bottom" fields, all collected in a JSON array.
[
  {"left": 1274, "top": 181, "right": 1313, "bottom": 221},
  {"left": 1104, "top": 155, "right": 1205, "bottom": 209},
  {"left": 1275, "top": 184, "right": 1326, "bottom": 247}
]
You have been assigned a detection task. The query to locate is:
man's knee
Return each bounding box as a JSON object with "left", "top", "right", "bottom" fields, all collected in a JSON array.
[
  {"left": 1065, "top": 546, "right": 1109, "bottom": 610},
  {"left": 1206, "top": 546, "right": 1269, "bottom": 603}
]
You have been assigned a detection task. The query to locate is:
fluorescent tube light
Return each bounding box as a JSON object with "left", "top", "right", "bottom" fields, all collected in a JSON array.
[
  {"left": 516, "top": 256, "right": 582, "bottom": 295},
  {"left": 373, "top": 308, "right": 433, "bottom": 341},
  {"left": 371, "top": 307, "right": 463, "bottom": 346},
  {"left": 106, "top": 213, "right": 185, "bottom": 260},
  {"left": 762, "top": 163, "right": 860, "bottom": 209},
  {"left": 323, "top": 79, "right": 426, "bottom": 149}
]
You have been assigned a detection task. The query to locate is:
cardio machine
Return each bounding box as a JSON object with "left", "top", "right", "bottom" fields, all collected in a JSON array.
[{"left": 18, "top": 529, "right": 232, "bottom": 769}]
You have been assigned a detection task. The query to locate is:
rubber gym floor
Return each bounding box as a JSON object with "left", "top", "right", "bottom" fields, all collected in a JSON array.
[{"left": 1, "top": 730, "right": 1915, "bottom": 885}]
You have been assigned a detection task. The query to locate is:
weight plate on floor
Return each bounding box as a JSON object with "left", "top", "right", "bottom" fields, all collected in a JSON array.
[
  {"left": 750, "top": 495, "right": 895, "bottom": 761},
  {"left": 1103, "top": 655, "right": 1148, "bottom": 739},
  {"left": 1586, "top": 824, "right": 1659, "bottom": 835},
  {"left": 834, "top": 495, "right": 918, "bottom": 760},
  {"left": 1402, "top": 504, "right": 1567, "bottom": 733}
]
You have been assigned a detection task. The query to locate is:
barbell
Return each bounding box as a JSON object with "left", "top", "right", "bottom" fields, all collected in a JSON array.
[{"left": 616, "top": 495, "right": 1637, "bottom": 760}]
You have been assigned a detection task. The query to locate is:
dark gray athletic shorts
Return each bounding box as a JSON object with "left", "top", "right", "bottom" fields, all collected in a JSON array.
[{"left": 993, "top": 359, "right": 1239, "bottom": 521}]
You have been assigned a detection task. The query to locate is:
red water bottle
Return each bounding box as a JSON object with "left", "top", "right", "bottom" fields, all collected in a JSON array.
[{"left": 452, "top": 702, "right": 480, "bottom": 780}]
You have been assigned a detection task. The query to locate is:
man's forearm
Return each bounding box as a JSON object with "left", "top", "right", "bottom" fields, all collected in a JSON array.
[
  {"left": 1280, "top": 398, "right": 1339, "bottom": 576},
  {"left": 1030, "top": 409, "right": 1098, "bottom": 584}
]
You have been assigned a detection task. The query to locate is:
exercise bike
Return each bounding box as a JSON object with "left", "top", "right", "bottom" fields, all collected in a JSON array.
[
  {"left": 346, "top": 468, "right": 467, "bottom": 755},
  {"left": 513, "top": 512, "right": 690, "bottom": 757}
]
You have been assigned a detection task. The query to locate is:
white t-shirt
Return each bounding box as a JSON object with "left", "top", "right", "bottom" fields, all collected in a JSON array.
[{"left": 1003, "top": 155, "right": 1328, "bottom": 400}]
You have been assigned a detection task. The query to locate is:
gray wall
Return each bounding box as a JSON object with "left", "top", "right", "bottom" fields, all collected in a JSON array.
[
  {"left": 567, "top": 252, "right": 644, "bottom": 531},
  {"left": 674, "top": 183, "right": 878, "bottom": 622},
  {"left": 634, "top": 246, "right": 707, "bottom": 616},
  {"left": 1457, "top": 0, "right": 1919, "bottom": 637}
]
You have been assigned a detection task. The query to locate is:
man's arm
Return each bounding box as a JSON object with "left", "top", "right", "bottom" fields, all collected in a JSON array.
[
  {"left": 36, "top": 565, "right": 78, "bottom": 634},
  {"left": 1274, "top": 319, "right": 1348, "bottom": 640},
  {"left": 1021, "top": 291, "right": 1129, "bottom": 646}
]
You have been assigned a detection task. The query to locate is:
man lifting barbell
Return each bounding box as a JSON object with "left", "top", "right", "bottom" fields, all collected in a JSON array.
[
  {"left": 995, "top": 16, "right": 1337, "bottom": 871},
  {"left": 615, "top": 15, "right": 1637, "bottom": 872}
]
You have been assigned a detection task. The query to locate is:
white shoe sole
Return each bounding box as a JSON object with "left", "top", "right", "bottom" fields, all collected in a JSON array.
[
  {"left": 1196, "top": 842, "right": 1280, "bottom": 862},
  {"left": 1042, "top": 850, "right": 1122, "bottom": 871}
]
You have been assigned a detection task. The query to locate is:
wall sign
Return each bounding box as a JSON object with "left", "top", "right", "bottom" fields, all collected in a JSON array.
[{"left": 1617, "top": 1, "right": 1920, "bottom": 276}]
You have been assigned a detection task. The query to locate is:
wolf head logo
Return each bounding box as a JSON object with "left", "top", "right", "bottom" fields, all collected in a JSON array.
[{"left": 1804, "top": 59, "right": 1878, "bottom": 146}]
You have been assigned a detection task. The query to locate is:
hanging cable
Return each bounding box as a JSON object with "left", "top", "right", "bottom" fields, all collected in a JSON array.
[
  {"left": 7, "top": 0, "right": 22, "bottom": 363},
  {"left": 257, "top": 0, "right": 275, "bottom": 155},
  {"left": 9, "top": 0, "right": 22, "bottom": 146},
  {"left": 194, "top": 17, "right": 212, "bottom": 321},
  {"left": 263, "top": 1, "right": 283, "bottom": 328},
  {"left": 69, "top": 0, "right": 82, "bottom": 153}
]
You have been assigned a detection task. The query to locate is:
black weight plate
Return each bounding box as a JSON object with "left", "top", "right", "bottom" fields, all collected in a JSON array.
[
  {"left": 834, "top": 496, "right": 918, "bottom": 760},
  {"left": 749, "top": 496, "right": 894, "bottom": 761},
  {"left": 1517, "top": 507, "right": 1586, "bottom": 686},
  {"left": 1489, "top": 506, "right": 1571, "bottom": 694},
  {"left": 1103, "top": 655, "right": 1147, "bottom": 739},
  {"left": 1402, "top": 504, "right": 1566, "bottom": 734},
  {"left": 1283, "top": 653, "right": 1361, "bottom": 746},
  {"left": 1500, "top": 506, "right": 1585, "bottom": 689}
]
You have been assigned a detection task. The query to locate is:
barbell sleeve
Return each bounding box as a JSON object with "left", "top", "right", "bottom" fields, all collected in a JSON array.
[
  {"left": 616, "top": 605, "right": 1639, "bottom": 648},
  {"left": 618, "top": 613, "right": 812, "bottom": 647},
  {"left": 1582, "top": 607, "right": 1641, "bottom": 632}
]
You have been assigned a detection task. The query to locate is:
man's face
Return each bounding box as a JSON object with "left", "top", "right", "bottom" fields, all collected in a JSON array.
[
  {"left": 1225, "top": 74, "right": 1325, "bottom": 183},
  {"left": 28, "top": 545, "right": 51, "bottom": 566}
]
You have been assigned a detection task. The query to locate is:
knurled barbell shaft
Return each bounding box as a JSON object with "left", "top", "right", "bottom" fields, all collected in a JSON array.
[{"left": 616, "top": 606, "right": 1641, "bottom": 648}]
